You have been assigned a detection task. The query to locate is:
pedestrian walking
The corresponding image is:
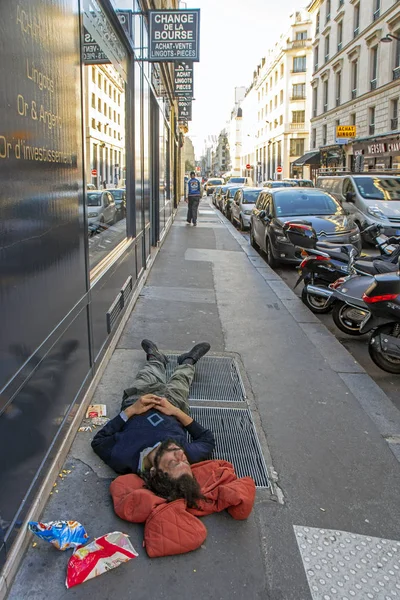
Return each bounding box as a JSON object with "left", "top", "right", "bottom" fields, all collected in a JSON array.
[{"left": 186, "top": 171, "right": 202, "bottom": 226}]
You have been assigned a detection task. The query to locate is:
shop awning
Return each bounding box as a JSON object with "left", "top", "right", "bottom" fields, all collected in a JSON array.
[{"left": 292, "top": 151, "right": 320, "bottom": 167}]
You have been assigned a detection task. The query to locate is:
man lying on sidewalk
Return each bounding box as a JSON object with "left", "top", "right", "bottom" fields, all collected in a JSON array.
[{"left": 91, "top": 339, "right": 215, "bottom": 479}]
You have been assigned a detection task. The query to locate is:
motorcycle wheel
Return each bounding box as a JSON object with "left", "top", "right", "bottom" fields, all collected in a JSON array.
[
  {"left": 301, "top": 285, "right": 332, "bottom": 314},
  {"left": 332, "top": 301, "right": 367, "bottom": 336},
  {"left": 369, "top": 324, "right": 400, "bottom": 374}
]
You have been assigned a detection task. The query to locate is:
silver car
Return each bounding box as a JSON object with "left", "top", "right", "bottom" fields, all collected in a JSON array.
[
  {"left": 86, "top": 191, "right": 117, "bottom": 225},
  {"left": 231, "top": 187, "right": 262, "bottom": 230}
]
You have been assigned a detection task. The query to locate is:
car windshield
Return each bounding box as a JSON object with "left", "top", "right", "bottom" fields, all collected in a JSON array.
[
  {"left": 242, "top": 190, "right": 260, "bottom": 203},
  {"left": 208, "top": 179, "right": 223, "bottom": 185},
  {"left": 110, "top": 190, "right": 123, "bottom": 199},
  {"left": 298, "top": 180, "right": 314, "bottom": 188},
  {"left": 229, "top": 177, "right": 245, "bottom": 183},
  {"left": 227, "top": 186, "right": 243, "bottom": 196},
  {"left": 87, "top": 193, "right": 102, "bottom": 207},
  {"left": 273, "top": 182, "right": 293, "bottom": 188},
  {"left": 354, "top": 177, "right": 400, "bottom": 201},
  {"left": 274, "top": 191, "right": 340, "bottom": 217}
]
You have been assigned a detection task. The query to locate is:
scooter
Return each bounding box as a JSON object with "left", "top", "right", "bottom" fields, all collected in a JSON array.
[{"left": 283, "top": 222, "right": 400, "bottom": 314}]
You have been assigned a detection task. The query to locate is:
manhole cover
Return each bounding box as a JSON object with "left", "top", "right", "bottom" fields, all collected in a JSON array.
[
  {"left": 166, "top": 355, "right": 246, "bottom": 402},
  {"left": 189, "top": 407, "right": 269, "bottom": 488}
]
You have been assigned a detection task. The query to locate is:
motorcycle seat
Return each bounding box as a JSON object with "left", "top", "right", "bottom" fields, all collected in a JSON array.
[
  {"left": 315, "top": 243, "right": 350, "bottom": 262},
  {"left": 355, "top": 259, "right": 399, "bottom": 275}
]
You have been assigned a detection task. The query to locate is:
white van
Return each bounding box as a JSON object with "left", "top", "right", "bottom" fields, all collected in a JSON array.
[
  {"left": 316, "top": 174, "right": 400, "bottom": 240},
  {"left": 228, "top": 176, "right": 254, "bottom": 186}
]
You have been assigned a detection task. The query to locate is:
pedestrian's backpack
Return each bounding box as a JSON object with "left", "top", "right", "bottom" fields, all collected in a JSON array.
[{"left": 188, "top": 178, "right": 200, "bottom": 195}]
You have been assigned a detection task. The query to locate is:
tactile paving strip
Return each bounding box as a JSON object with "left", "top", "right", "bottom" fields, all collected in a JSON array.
[
  {"left": 294, "top": 525, "right": 400, "bottom": 600},
  {"left": 188, "top": 407, "right": 269, "bottom": 487},
  {"left": 166, "top": 355, "right": 246, "bottom": 402}
]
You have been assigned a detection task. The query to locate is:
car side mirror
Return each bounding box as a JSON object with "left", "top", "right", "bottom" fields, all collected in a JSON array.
[
  {"left": 258, "top": 210, "right": 266, "bottom": 219},
  {"left": 346, "top": 191, "right": 355, "bottom": 203}
]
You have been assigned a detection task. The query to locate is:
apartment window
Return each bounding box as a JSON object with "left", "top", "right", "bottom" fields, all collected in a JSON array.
[
  {"left": 338, "top": 0, "right": 344, "bottom": 7},
  {"left": 312, "top": 128, "right": 317, "bottom": 149},
  {"left": 394, "top": 32, "right": 400, "bottom": 80},
  {"left": 98, "top": 73, "right": 102, "bottom": 88},
  {"left": 292, "top": 110, "right": 305, "bottom": 124},
  {"left": 323, "top": 80, "right": 329, "bottom": 113},
  {"left": 337, "top": 21, "right": 343, "bottom": 52},
  {"left": 293, "top": 56, "right": 306, "bottom": 72},
  {"left": 270, "top": 77, "right": 273, "bottom": 88},
  {"left": 351, "top": 59, "right": 358, "bottom": 98},
  {"left": 391, "top": 98, "right": 398, "bottom": 130},
  {"left": 97, "top": 97, "right": 101, "bottom": 112},
  {"left": 91, "top": 118, "right": 96, "bottom": 129},
  {"left": 114, "top": 110, "right": 116, "bottom": 122},
  {"left": 104, "top": 79, "right": 107, "bottom": 92},
  {"left": 103, "top": 102, "right": 107, "bottom": 114},
  {"left": 369, "top": 106, "right": 375, "bottom": 135},
  {"left": 292, "top": 83, "right": 306, "bottom": 99},
  {"left": 373, "top": 0, "right": 380, "bottom": 21},
  {"left": 109, "top": 84, "right": 112, "bottom": 98},
  {"left": 118, "top": 94, "right": 121, "bottom": 106},
  {"left": 326, "top": 0, "right": 331, "bottom": 23},
  {"left": 92, "top": 67, "right": 96, "bottom": 83},
  {"left": 313, "top": 86, "right": 318, "bottom": 117},
  {"left": 280, "top": 90, "right": 284, "bottom": 104},
  {"left": 280, "top": 64, "right": 284, "bottom": 78},
  {"left": 290, "top": 138, "right": 305, "bottom": 156},
  {"left": 336, "top": 71, "right": 341, "bottom": 106},
  {"left": 325, "top": 35, "right": 330, "bottom": 63},
  {"left": 322, "top": 124, "right": 327, "bottom": 146},
  {"left": 296, "top": 31, "right": 307, "bottom": 40},
  {"left": 113, "top": 89, "right": 116, "bottom": 102},
  {"left": 370, "top": 46, "right": 378, "bottom": 90},
  {"left": 350, "top": 113, "right": 356, "bottom": 126},
  {"left": 314, "top": 45, "right": 319, "bottom": 71},
  {"left": 274, "top": 95, "right": 278, "bottom": 108},
  {"left": 316, "top": 11, "right": 320, "bottom": 34},
  {"left": 354, "top": 3, "right": 360, "bottom": 38},
  {"left": 91, "top": 92, "right": 96, "bottom": 108},
  {"left": 270, "top": 100, "right": 273, "bottom": 111},
  {"left": 266, "top": 83, "right": 269, "bottom": 93},
  {"left": 335, "top": 119, "right": 340, "bottom": 140},
  {"left": 279, "top": 115, "right": 283, "bottom": 125}
]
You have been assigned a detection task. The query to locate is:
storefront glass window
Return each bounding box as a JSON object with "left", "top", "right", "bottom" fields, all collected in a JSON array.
[{"left": 82, "top": 0, "right": 128, "bottom": 275}]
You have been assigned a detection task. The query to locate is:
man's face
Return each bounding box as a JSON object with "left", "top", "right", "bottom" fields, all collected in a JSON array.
[{"left": 156, "top": 444, "right": 193, "bottom": 479}]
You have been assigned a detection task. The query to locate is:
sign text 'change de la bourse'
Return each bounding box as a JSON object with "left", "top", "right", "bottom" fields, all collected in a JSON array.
[{"left": 148, "top": 10, "right": 200, "bottom": 62}]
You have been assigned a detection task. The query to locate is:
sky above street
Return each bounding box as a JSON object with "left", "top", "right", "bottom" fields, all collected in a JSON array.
[{"left": 185, "top": 0, "right": 307, "bottom": 157}]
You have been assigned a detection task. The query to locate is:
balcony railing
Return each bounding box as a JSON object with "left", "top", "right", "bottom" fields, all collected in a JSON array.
[
  {"left": 373, "top": 9, "right": 380, "bottom": 21},
  {"left": 354, "top": 27, "right": 359, "bottom": 38},
  {"left": 290, "top": 95, "right": 306, "bottom": 101},
  {"left": 369, "top": 124, "right": 375, "bottom": 135},
  {"left": 393, "top": 67, "right": 400, "bottom": 81},
  {"left": 336, "top": 97, "right": 341, "bottom": 107},
  {"left": 289, "top": 122, "right": 306, "bottom": 130},
  {"left": 370, "top": 79, "right": 377, "bottom": 91},
  {"left": 391, "top": 117, "right": 399, "bottom": 130},
  {"left": 352, "top": 89, "right": 357, "bottom": 99},
  {"left": 290, "top": 39, "right": 308, "bottom": 48},
  {"left": 337, "top": 42, "right": 342, "bottom": 52},
  {"left": 291, "top": 68, "right": 307, "bottom": 73}
]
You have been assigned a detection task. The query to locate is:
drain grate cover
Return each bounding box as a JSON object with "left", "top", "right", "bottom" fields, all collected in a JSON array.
[
  {"left": 166, "top": 355, "right": 246, "bottom": 402},
  {"left": 188, "top": 407, "right": 269, "bottom": 487}
]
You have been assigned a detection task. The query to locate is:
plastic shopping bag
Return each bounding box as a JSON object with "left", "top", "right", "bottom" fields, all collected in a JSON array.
[
  {"left": 66, "top": 531, "right": 138, "bottom": 588},
  {"left": 28, "top": 520, "right": 89, "bottom": 550}
]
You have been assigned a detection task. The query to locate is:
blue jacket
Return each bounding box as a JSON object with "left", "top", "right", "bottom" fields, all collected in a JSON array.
[
  {"left": 91, "top": 410, "right": 215, "bottom": 474},
  {"left": 187, "top": 177, "right": 201, "bottom": 197}
]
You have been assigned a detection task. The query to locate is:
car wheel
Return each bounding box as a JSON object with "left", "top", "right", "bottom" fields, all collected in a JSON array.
[
  {"left": 250, "top": 226, "right": 258, "bottom": 249},
  {"left": 239, "top": 217, "right": 245, "bottom": 231},
  {"left": 265, "top": 237, "right": 278, "bottom": 268}
]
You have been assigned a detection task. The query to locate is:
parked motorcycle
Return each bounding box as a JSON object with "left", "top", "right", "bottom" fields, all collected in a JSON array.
[{"left": 283, "top": 222, "right": 400, "bottom": 314}]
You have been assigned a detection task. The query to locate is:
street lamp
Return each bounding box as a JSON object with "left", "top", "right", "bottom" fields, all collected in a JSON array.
[{"left": 380, "top": 33, "right": 400, "bottom": 43}]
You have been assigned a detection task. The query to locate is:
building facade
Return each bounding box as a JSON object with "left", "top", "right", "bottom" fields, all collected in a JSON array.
[
  {"left": 308, "top": 0, "right": 400, "bottom": 173},
  {"left": 0, "top": 0, "right": 185, "bottom": 569},
  {"left": 240, "top": 11, "right": 313, "bottom": 181}
]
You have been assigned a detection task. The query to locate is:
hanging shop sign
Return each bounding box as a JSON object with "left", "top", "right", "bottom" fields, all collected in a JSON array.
[
  {"left": 178, "top": 97, "right": 192, "bottom": 121},
  {"left": 336, "top": 125, "right": 357, "bottom": 139},
  {"left": 116, "top": 10, "right": 133, "bottom": 41},
  {"left": 148, "top": 9, "right": 200, "bottom": 62},
  {"left": 174, "top": 62, "right": 194, "bottom": 97},
  {"left": 82, "top": 28, "right": 111, "bottom": 64}
]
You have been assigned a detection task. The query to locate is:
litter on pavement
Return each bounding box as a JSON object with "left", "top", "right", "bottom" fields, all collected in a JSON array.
[{"left": 28, "top": 520, "right": 89, "bottom": 551}]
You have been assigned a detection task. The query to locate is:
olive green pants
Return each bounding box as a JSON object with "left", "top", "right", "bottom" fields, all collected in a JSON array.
[{"left": 121, "top": 360, "right": 195, "bottom": 415}]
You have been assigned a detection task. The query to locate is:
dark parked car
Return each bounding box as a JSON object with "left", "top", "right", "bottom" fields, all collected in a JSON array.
[
  {"left": 108, "top": 188, "right": 126, "bottom": 218},
  {"left": 283, "top": 178, "right": 315, "bottom": 188},
  {"left": 221, "top": 185, "right": 245, "bottom": 218},
  {"left": 215, "top": 184, "right": 236, "bottom": 211},
  {"left": 212, "top": 185, "right": 223, "bottom": 206},
  {"left": 262, "top": 180, "right": 295, "bottom": 189},
  {"left": 250, "top": 188, "right": 361, "bottom": 267}
]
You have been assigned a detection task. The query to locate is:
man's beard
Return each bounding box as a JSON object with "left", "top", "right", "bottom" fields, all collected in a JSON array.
[{"left": 142, "top": 470, "right": 205, "bottom": 509}]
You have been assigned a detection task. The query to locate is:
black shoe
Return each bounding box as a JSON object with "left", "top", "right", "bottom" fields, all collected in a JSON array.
[
  {"left": 186, "top": 220, "right": 191, "bottom": 224},
  {"left": 193, "top": 222, "right": 197, "bottom": 226},
  {"left": 178, "top": 342, "right": 210, "bottom": 365},
  {"left": 141, "top": 339, "right": 169, "bottom": 367}
]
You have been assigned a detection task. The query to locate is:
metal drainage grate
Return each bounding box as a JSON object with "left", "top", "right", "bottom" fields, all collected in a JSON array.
[
  {"left": 188, "top": 407, "right": 269, "bottom": 488},
  {"left": 166, "top": 355, "right": 246, "bottom": 402}
]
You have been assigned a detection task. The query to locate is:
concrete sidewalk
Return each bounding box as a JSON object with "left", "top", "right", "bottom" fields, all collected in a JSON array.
[{"left": 7, "top": 198, "right": 400, "bottom": 600}]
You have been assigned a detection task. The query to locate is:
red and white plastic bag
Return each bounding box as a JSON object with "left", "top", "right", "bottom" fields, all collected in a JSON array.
[{"left": 66, "top": 531, "right": 138, "bottom": 588}]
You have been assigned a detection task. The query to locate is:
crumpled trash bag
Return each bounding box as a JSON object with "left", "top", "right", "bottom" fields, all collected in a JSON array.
[
  {"left": 66, "top": 531, "right": 138, "bottom": 588},
  {"left": 28, "top": 520, "right": 89, "bottom": 550}
]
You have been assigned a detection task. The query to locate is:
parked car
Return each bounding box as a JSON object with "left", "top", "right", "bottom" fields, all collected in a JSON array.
[
  {"left": 250, "top": 188, "right": 361, "bottom": 267},
  {"left": 222, "top": 185, "right": 246, "bottom": 219},
  {"left": 228, "top": 176, "right": 253, "bottom": 186},
  {"left": 215, "top": 184, "right": 236, "bottom": 211},
  {"left": 283, "top": 178, "right": 315, "bottom": 188},
  {"left": 87, "top": 183, "right": 96, "bottom": 190},
  {"left": 316, "top": 175, "right": 400, "bottom": 241},
  {"left": 231, "top": 187, "right": 263, "bottom": 230},
  {"left": 262, "top": 180, "right": 295, "bottom": 189},
  {"left": 204, "top": 177, "right": 224, "bottom": 195},
  {"left": 86, "top": 190, "right": 117, "bottom": 226},
  {"left": 108, "top": 188, "right": 126, "bottom": 218},
  {"left": 212, "top": 185, "right": 223, "bottom": 206}
]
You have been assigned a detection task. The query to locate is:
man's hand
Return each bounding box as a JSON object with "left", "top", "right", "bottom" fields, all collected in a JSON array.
[
  {"left": 155, "top": 397, "right": 178, "bottom": 416},
  {"left": 123, "top": 394, "right": 162, "bottom": 419}
]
